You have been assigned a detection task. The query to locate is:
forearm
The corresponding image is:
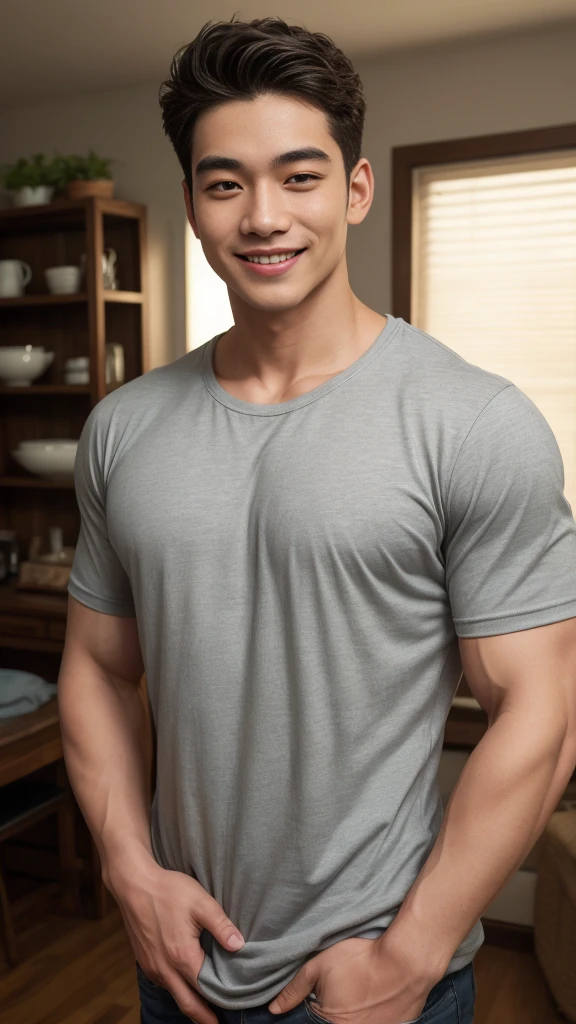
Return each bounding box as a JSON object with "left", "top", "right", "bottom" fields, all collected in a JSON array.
[
  {"left": 381, "top": 707, "right": 575, "bottom": 980},
  {"left": 57, "top": 647, "right": 157, "bottom": 893}
]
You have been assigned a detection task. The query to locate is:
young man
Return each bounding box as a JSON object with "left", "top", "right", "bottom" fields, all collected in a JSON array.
[{"left": 58, "top": 16, "right": 576, "bottom": 1024}]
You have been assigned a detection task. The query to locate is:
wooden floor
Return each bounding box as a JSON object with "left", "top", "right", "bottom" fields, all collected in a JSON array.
[{"left": 0, "top": 879, "right": 568, "bottom": 1024}]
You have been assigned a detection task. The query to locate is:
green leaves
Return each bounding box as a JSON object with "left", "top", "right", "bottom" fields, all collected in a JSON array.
[
  {"left": 52, "top": 149, "right": 113, "bottom": 184},
  {"left": 0, "top": 149, "right": 113, "bottom": 191},
  {"left": 0, "top": 152, "right": 57, "bottom": 189}
]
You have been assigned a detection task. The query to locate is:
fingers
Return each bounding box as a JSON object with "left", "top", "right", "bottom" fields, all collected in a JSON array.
[
  {"left": 195, "top": 892, "right": 245, "bottom": 952},
  {"left": 269, "top": 960, "right": 317, "bottom": 1013},
  {"left": 161, "top": 969, "right": 220, "bottom": 1024},
  {"left": 126, "top": 871, "right": 246, "bottom": 1022}
]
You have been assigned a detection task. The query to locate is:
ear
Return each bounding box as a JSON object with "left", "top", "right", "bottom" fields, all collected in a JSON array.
[
  {"left": 182, "top": 179, "right": 199, "bottom": 238},
  {"left": 346, "top": 158, "right": 374, "bottom": 226}
]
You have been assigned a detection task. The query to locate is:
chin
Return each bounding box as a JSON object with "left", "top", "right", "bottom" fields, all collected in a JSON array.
[
  {"left": 248, "top": 296, "right": 307, "bottom": 313},
  {"left": 231, "top": 281, "right": 319, "bottom": 314}
]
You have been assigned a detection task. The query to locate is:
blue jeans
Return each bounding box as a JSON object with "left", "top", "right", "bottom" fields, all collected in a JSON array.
[{"left": 136, "top": 959, "right": 476, "bottom": 1024}]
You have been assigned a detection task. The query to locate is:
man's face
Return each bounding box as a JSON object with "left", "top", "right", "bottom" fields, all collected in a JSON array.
[{"left": 184, "top": 92, "right": 370, "bottom": 314}]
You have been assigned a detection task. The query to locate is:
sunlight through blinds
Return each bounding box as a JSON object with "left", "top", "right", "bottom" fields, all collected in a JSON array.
[{"left": 411, "top": 150, "right": 576, "bottom": 513}]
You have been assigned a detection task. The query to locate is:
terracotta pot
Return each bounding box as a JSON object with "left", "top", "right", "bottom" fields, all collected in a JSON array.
[{"left": 66, "top": 178, "right": 115, "bottom": 200}]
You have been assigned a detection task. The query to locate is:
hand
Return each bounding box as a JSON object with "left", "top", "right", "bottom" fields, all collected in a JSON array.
[
  {"left": 268, "top": 936, "right": 433, "bottom": 1024},
  {"left": 108, "top": 858, "right": 245, "bottom": 1024}
]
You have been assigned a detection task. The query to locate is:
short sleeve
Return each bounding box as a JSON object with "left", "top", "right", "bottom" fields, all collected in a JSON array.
[
  {"left": 444, "top": 384, "right": 576, "bottom": 637},
  {"left": 68, "top": 406, "right": 136, "bottom": 617}
]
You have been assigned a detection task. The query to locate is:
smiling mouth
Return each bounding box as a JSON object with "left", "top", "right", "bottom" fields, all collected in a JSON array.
[{"left": 235, "top": 248, "right": 307, "bottom": 264}]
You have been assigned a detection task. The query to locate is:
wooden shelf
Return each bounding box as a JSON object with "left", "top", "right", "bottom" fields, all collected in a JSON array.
[
  {"left": 0, "top": 385, "right": 91, "bottom": 395},
  {"left": 0, "top": 195, "right": 146, "bottom": 226},
  {"left": 0, "top": 289, "right": 142, "bottom": 307},
  {"left": 0, "top": 292, "right": 86, "bottom": 307},
  {"left": 0, "top": 476, "right": 75, "bottom": 489},
  {"left": 0, "top": 194, "right": 148, "bottom": 903},
  {"left": 1, "top": 385, "right": 123, "bottom": 395},
  {"left": 0, "top": 193, "right": 147, "bottom": 686},
  {"left": 103, "top": 290, "right": 143, "bottom": 303}
]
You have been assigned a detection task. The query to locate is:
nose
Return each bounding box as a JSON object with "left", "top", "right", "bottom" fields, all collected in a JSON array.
[{"left": 239, "top": 180, "right": 292, "bottom": 239}]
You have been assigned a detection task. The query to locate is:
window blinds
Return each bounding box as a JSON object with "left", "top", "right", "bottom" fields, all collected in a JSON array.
[{"left": 411, "top": 150, "right": 576, "bottom": 514}]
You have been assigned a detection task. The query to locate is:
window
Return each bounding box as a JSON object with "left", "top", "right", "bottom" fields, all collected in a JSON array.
[
  {"left": 394, "top": 127, "right": 576, "bottom": 513},
  {"left": 186, "top": 226, "right": 233, "bottom": 351}
]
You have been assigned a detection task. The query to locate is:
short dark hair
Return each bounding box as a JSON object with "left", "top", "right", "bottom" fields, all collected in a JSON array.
[{"left": 158, "top": 16, "right": 366, "bottom": 194}]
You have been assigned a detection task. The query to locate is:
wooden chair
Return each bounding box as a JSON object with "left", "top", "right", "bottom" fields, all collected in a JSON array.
[{"left": 0, "top": 773, "right": 81, "bottom": 967}]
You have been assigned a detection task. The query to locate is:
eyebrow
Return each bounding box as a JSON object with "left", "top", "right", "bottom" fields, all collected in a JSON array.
[{"left": 194, "top": 147, "right": 332, "bottom": 176}]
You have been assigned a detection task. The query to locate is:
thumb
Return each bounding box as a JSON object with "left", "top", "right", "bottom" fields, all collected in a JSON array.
[
  {"left": 196, "top": 893, "right": 245, "bottom": 951},
  {"left": 269, "top": 964, "right": 316, "bottom": 1014}
]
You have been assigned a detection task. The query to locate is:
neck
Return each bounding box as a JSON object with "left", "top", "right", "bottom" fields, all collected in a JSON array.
[{"left": 217, "top": 256, "right": 387, "bottom": 391}]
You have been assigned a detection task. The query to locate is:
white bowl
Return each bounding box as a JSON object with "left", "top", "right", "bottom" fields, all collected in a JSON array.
[
  {"left": 18, "top": 438, "right": 77, "bottom": 449},
  {"left": 0, "top": 346, "right": 54, "bottom": 386},
  {"left": 11, "top": 440, "right": 78, "bottom": 480}
]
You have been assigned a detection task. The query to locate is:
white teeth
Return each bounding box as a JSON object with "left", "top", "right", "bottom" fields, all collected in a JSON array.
[{"left": 245, "top": 251, "right": 298, "bottom": 264}]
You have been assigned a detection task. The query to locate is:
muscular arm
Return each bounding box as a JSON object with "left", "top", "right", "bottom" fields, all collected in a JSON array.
[
  {"left": 59, "top": 595, "right": 245, "bottom": 1024},
  {"left": 57, "top": 594, "right": 156, "bottom": 892},
  {"left": 379, "top": 617, "right": 576, "bottom": 982}
]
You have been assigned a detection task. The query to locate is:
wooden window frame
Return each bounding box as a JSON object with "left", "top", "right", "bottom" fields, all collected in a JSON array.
[{"left": 391, "top": 122, "right": 576, "bottom": 322}]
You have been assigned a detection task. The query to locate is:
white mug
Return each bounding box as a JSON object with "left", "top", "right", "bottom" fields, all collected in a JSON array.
[
  {"left": 0, "top": 259, "right": 32, "bottom": 297},
  {"left": 45, "top": 265, "right": 81, "bottom": 295}
]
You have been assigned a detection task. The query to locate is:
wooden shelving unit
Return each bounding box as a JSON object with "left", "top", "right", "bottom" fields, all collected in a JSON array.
[
  {"left": 0, "top": 195, "right": 149, "bottom": 651},
  {"left": 0, "top": 196, "right": 151, "bottom": 922},
  {"left": 0, "top": 385, "right": 92, "bottom": 395},
  {"left": 0, "top": 290, "right": 143, "bottom": 307}
]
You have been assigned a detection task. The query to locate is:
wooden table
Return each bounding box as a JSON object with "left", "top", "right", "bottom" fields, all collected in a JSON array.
[
  {"left": 0, "top": 696, "right": 116, "bottom": 917},
  {"left": 0, "top": 694, "right": 115, "bottom": 917},
  {"left": 0, "top": 577, "right": 115, "bottom": 914},
  {"left": 0, "top": 683, "right": 154, "bottom": 922}
]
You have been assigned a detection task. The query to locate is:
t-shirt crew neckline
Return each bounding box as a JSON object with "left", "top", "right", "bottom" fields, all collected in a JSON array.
[{"left": 200, "top": 313, "right": 401, "bottom": 416}]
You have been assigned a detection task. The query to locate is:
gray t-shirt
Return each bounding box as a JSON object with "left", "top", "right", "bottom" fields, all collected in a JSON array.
[{"left": 68, "top": 313, "right": 576, "bottom": 1009}]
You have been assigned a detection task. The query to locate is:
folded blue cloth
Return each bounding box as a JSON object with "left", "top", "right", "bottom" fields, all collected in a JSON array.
[{"left": 0, "top": 669, "right": 58, "bottom": 719}]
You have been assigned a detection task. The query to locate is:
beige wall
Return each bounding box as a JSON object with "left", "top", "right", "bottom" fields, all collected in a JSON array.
[{"left": 1, "top": 21, "right": 575, "bottom": 368}]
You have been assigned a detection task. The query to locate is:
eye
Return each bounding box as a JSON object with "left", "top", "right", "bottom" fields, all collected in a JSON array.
[
  {"left": 286, "top": 173, "right": 320, "bottom": 184},
  {"left": 208, "top": 181, "right": 241, "bottom": 192}
]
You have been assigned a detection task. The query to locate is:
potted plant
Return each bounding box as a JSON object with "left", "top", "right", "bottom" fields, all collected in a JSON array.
[
  {"left": 0, "top": 153, "right": 60, "bottom": 207},
  {"left": 52, "top": 149, "right": 115, "bottom": 200}
]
